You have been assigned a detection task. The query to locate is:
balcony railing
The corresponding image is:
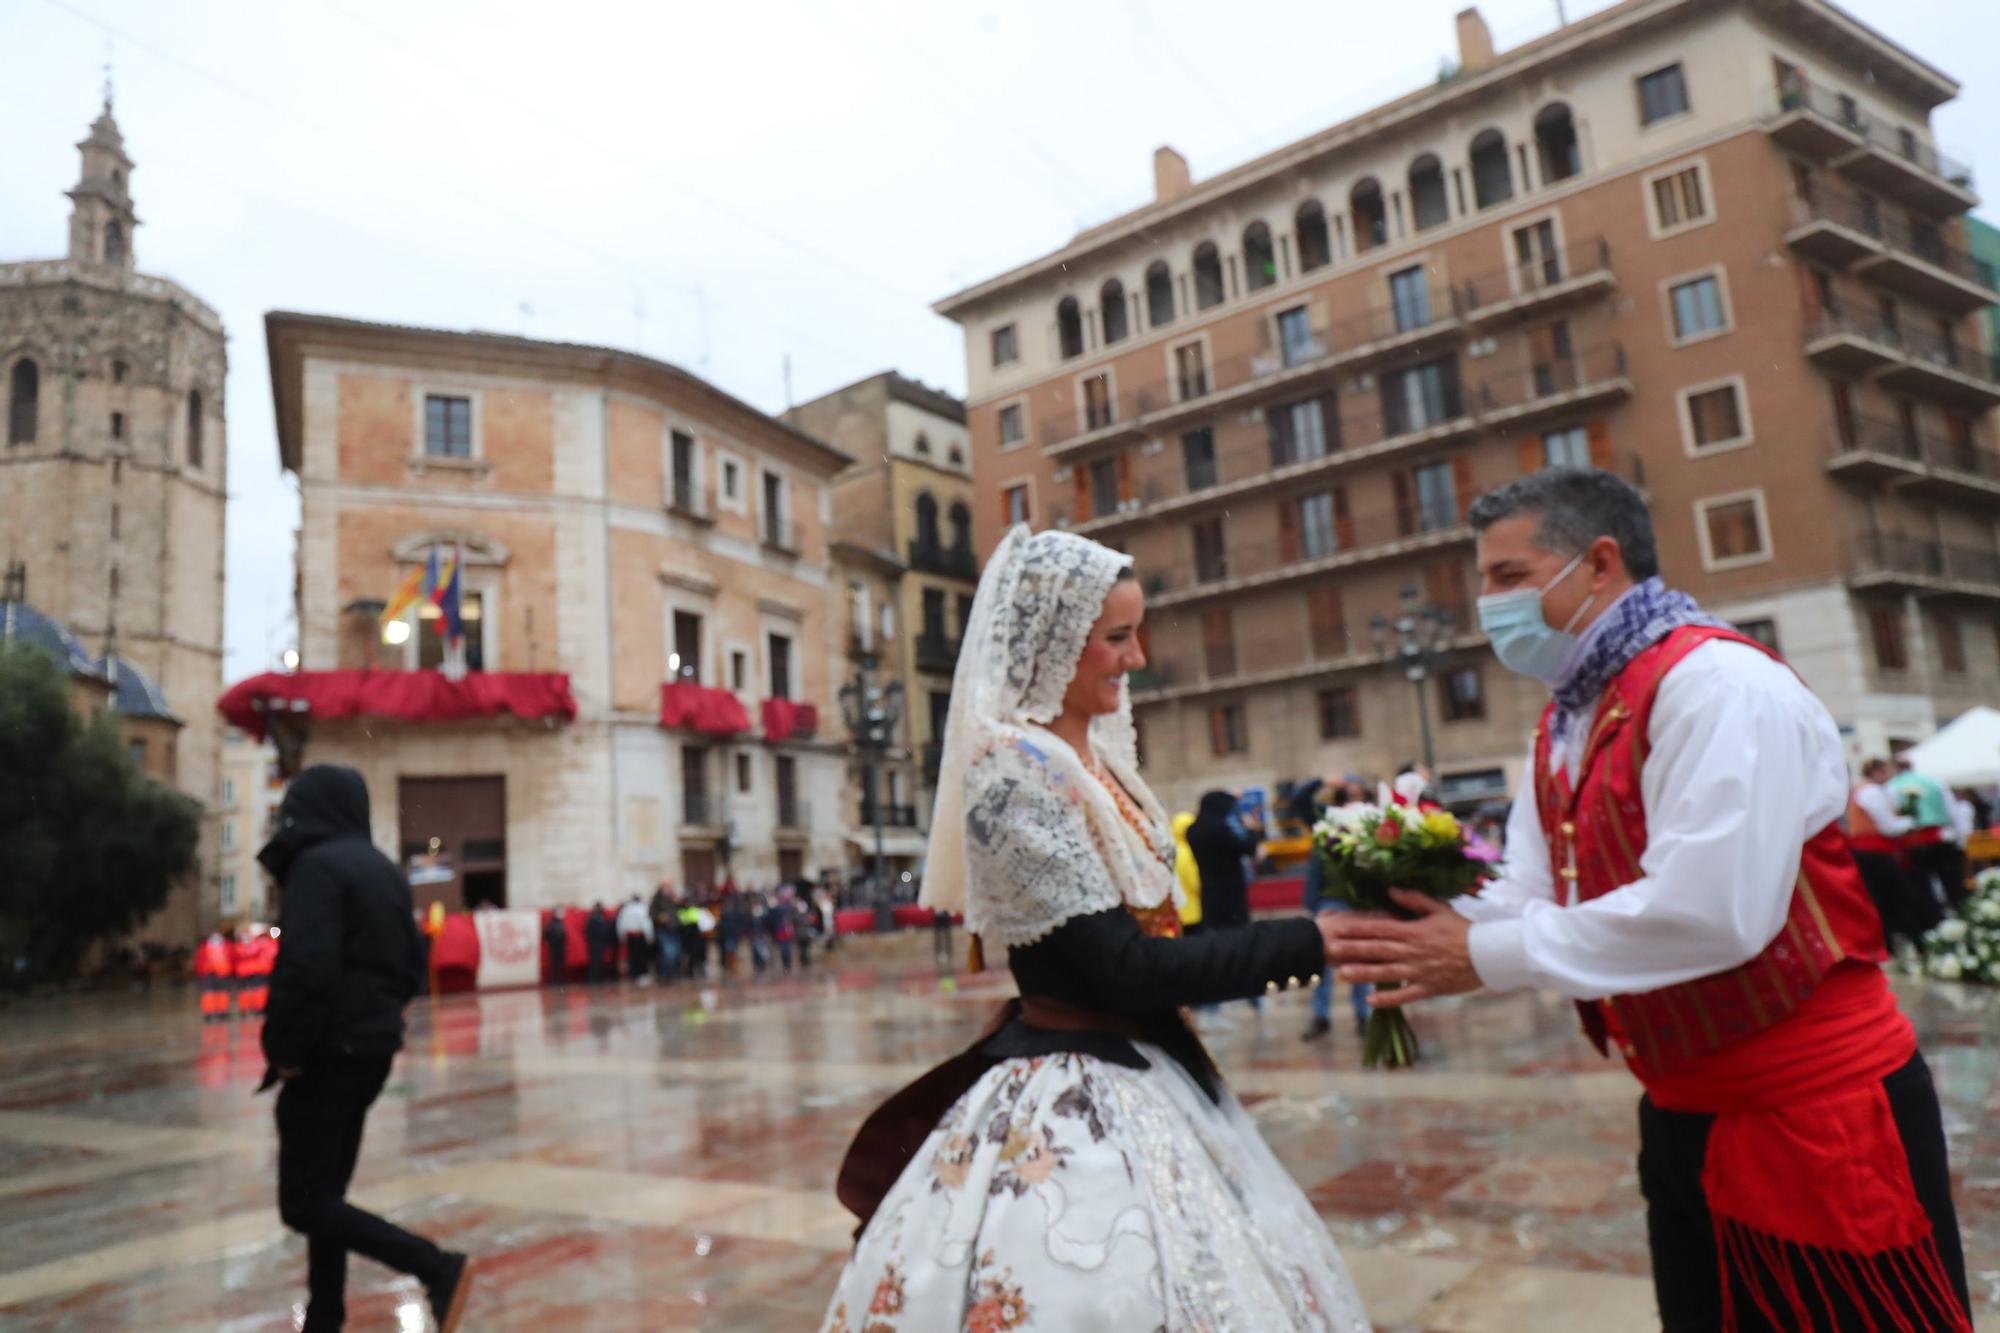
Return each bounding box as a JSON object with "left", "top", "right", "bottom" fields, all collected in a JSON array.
[
  {"left": 1830, "top": 414, "right": 2000, "bottom": 490},
  {"left": 775, "top": 796, "right": 810, "bottom": 831},
  {"left": 1877, "top": 323, "right": 2000, "bottom": 405},
  {"left": 668, "top": 477, "right": 714, "bottom": 523},
  {"left": 1458, "top": 237, "right": 1615, "bottom": 318},
  {"left": 1146, "top": 506, "right": 1472, "bottom": 604},
  {"left": 1472, "top": 344, "right": 1631, "bottom": 425},
  {"left": 914, "top": 634, "right": 961, "bottom": 673},
  {"left": 859, "top": 801, "right": 920, "bottom": 828},
  {"left": 1037, "top": 287, "right": 1463, "bottom": 455},
  {"left": 682, "top": 792, "right": 719, "bottom": 827},
  {"left": 1793, "top": 187, "right": 2000, "bottom": 310},
  {"left": 906, "top": 538, "right": 977, "bottom": 580},
  {"left": 1854, "top": 534, "right": 2000, "bottom": 593}
]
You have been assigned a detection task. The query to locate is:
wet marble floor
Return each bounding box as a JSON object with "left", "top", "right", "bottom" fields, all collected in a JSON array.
[{"left": 5, "top": 934, "right": 2000, "bottom": 1331}]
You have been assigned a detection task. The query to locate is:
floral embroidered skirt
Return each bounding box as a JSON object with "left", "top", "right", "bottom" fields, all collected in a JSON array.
[{"left": 820, "top": 1045, "right": 1369, "bottom": 1332}]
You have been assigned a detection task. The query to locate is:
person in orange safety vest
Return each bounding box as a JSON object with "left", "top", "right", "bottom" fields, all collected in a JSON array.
[
  {"left": 234, "top": 926, "right": 278, "bottom": 1017},
  {"left": 195, "top": 923, "right": 238, "bottom": 1021}
]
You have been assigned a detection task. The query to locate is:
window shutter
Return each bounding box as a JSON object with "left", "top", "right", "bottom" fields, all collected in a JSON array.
[
  {"left": 1392, "top": 472, "right": 1414, "bottom": 536},
  {"left": 1074, "top": 466, "right": 1092, "bottom": 522},
  {"left": 1307, "top": 585, "right": 1345, "bottom": 656},
  {"left": 1208, "top": 706, "right": 1227, "bottom": 755},
  {"left": 1451, "top": 455, "right": 1475, "bottom": 521},
  {"left": 1322, "top": 392, "right": 1344, "bottom": 451},
  {"left": 1587, "top": 418, "right": 1612, "bottom": 469},
  {"left": 1117, "top": 449, "right": 1135, "bottom": 503},
  {"left": 1519, "top": 435, "right": 1541, "bottom": 475},
  {"left": 1277, "top": 498, "right": 1300, "bottom": 562},
  {"left": 1332, "top": 485, "right": 1354, "bottom": 548}
]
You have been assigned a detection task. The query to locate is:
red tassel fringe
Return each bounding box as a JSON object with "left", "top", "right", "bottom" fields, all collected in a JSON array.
[{"left": 1714, "top": 1216, "right": 1970, "bottom": 1332}]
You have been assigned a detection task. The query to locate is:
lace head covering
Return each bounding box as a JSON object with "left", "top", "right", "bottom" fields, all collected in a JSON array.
[{"left": 920, "top": 527, "right": 1176, "bottom": 947}]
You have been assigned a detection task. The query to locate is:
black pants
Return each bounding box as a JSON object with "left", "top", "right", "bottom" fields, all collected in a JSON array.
[
  {"left": 277, "top": 1058, "right": 446, "bottom": 1332},
  {"left": 1640, "top": 1052, "right": 1968, "bottom": 1331},
  {"left": 1909, "top": 842, "right": 1969, "bottom": 911},
  {"left": 623, "top": 934, "right": 648, "bottom": 979},
  {"left": 1854, "top": 850, "right": 1942, "bottom": 946}
]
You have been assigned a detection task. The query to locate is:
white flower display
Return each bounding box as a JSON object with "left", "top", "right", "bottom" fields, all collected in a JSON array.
[
  {"left": 1935, "top": 918, "right": 1969, "bottom": 943},
  {"left": 1932, "top": 956, "right": 1963, "bottom": 981},
  {"left": 1907, "top": 870, "right": 2000, "bottom": 986}
]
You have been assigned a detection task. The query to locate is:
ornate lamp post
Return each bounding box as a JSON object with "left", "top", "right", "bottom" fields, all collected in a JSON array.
[
  {"left": 1369, "top": 583, "right": 1456, "bottom": 779},
  {"left": 838, "top": 652, "right": 905, "bottom": 932}
]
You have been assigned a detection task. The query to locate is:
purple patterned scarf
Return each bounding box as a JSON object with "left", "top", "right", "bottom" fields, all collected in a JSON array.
[{"left": 1549, "top": 577, "right": 1724, "bottom": 740}]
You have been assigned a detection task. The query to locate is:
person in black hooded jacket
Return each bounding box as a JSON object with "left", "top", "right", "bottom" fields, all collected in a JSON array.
[
  {"left": 1185, "top": 789, "right": 1261, "bottom": 930},
  {"left": 259, "top": 765, "right": 474, "bottom": 1332}
]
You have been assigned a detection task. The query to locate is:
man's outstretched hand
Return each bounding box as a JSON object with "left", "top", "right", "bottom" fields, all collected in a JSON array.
[{"left": 1320, "top": 890, "right": 1482, "bottom": 1008}]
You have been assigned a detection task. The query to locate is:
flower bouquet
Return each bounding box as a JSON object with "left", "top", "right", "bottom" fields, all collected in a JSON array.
[
  {"left": 1905, "top": 868, "right": 2000, "bottom": 984},
  {"left": 1313, "top": 778, "right": 1487, "bottom": 1068}
]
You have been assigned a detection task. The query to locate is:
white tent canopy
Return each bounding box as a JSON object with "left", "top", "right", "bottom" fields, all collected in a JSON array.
[{"left": 1903, "top": 706, "right": 2000, "bottom": 788}]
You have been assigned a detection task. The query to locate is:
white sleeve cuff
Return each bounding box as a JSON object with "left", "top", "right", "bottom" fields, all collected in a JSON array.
[
  {"left": 1468, "top": 919, "right": 1538, "bottom": 992},
  {"left": 1454, "top": 893, "right": 1522, "bottom": 925}
]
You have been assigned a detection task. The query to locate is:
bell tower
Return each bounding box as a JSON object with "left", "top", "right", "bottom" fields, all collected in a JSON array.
[{"left": 65, "top": 92, "right": 137, "bottom": 271}]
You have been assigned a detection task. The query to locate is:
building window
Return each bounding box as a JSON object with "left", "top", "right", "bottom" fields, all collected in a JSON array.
[
  {"left": 1696, "top": 492, "right": 1772, "bottom": 570},
  {"left": 997, "top": 402, "right": 1024, "bottom": 449},
  {"left": 1442, "top": 665, "right": 1487, "bottom": 722},
  {"left": 1637, "top": 63, "right": 1690, "bottom": 125},
  {"left": 128, "top": 738, "right": 146, "bottom": 769},
  {"left": 880, "top": 602, "right": 895, "bottom": 642},
  {"left": 1869, "top": 604, "right": 1908, "bottom": 672},
  {"left": 1535, "top": 103, "right": 1580, "bottom": 182},
  {"left": 721, "top": 458, "right": 742, "bottom": 503},
  {"left": 221, "top": 777, "right": 237, "bottom": 807},
  {"left": 1056, "top": 298, "right": 1084, "bottom": 360},
  {"left": 1173, "top": 341, "right": 1209, "bottom": 400},
  {"left": 186, "top": 390, "right": 203, "bottom": 467},
  {"left": 1317, "top": 686, "right": 1360, "bottom": 740},
  {"left": 775, "top": 755, "right": 800, "bottom": 826},
  {"left": 1082, "top": 373, "right": 1114, "bottom": 430},
  {"left": 1269, "top": 395, "right": 1332, "bottom": 466},
  {"left": 1351, "top": 179, "right": 1387, "bottom": 252},
  {"left": 671, "top": 610, "right": 703, "bottom": 682},
  {"left": 1735, "top": 618, "right": 1781, "bottom": 654},
  {"left": 112, "top": 359, "right": 128, "bottom": 383},
  {"left": 681, "top": 746, "right": 710, "bottom": 824},
  {"left": 1298, "top": 492, "right": 1338, "bottom": 560},
  {"left": 991, "top": 324, "right": 1019, "bottom": 367},
  {"left": 1936, "top": 615, "right": 1966, "bottom": 674},
  {"left": 423, "top": 394, "right": 472, "bottom": 458},
  {"left": 417, "top": 590, "right": 484, "bottom": 671},
  {"left": 1469, "top": 129, "right": 1513, "bottom": 209},
  {"left": 220, "top": 820, "right": 236, "bottom": 853},
  {"left": 1201, "top": 607, "right": 1236, "bottom": 678},
  {"left": 729, "top": 647, "right": 748, "bottom": 691},
  {"left": 1243, "top": 222, "right": 1276, "bottom": 292},
  {"left": 1307, "top": 585, "right": 1346, "bottom": 657},
  {"left": 8, "top": 358, "right": 38, "bottom": 445},
  {"left": 1512, "top": 219, "right": 1562, "bottom": 290},
  {"left": 761, "top": 471, "right": 790, "bottom": 547},
  {"left": 1382, "top": 358, "right": 1458, "bottom": 435},
  {"left": 1181, "top": 427, "right": 1217, "bottom": 490},
  {"left": 1192, "top": 243, "right": 1224, "bottom": 311},
  {"left": 767, "top": 632, "right": 793, "bottom": 699},
  {"left": 1100, "top": 279, "right": 1128, "bottom": 344},
  {"left": 922, "top": 587, "right": 946, "bottom": 641},
  {"left": 1208, "top": 703, "right": 1247, "bottom": 756},
  {"left": 1413, "top": 460, "right": 1459, "bottom": 532},
  {"left": 667, "top": 429, "right": 698, "bottom": 511},
  {"left": 1087, "top": 456, "right": 1119, "bottom": 516},
  {"left": 1681, "top": 379, "right": 1750, "bottom": 452},
  {"left": 1003, "top": 482, "right": 1031, "bottom": 526},
  {"left": 1667, "top": 272, "right": 1729, "bottom": 343},
  {"left": 220, "top": 872, "right": 237, "bottom": 915},
  {"left": 1650, "top": 164, "right": 1709, "bottom": 234},
  {"left": 1146, "top": 260, "right": 1175, "bottom": 327},
  {"left": 1295, "top": 200, "right": 1331, "bottom": 272},
  {"left": 1192, "top": 515, "right": 1228, "bottom": 583},
  {"left": 1388, "top": 266, "right": 1432, "bottom": 332},
  {"left": 1543, "top": 425, "right": 1590, "bottom": 468},
  {"left": 1277, "top": 306, "right": 1319, "bottom": 368},
  {"left": 1408, "top": 154, "right": 1449, "bottom": 231},
  {"left": 947, "top": 445, "right": 963, "bottom": 467},
  {"left": 736, "top": 752, "right": 753, "bottom": 794},
  {"left": 913, "top": 432, "right": 931, "bottom": 456},
  {"left": 111, "top": 411, "right": 125, "bottom": 441}
]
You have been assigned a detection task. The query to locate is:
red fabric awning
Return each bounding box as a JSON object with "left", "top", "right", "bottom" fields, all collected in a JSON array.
[
  {"left": 760, "top": 698, "right": 819, "bottom": 742},
  {"left": 216, "top": 670, "right": 577, "bottom": 740},
  {"left": 660, "top": 681, "right": 751, "bottom": 736}
]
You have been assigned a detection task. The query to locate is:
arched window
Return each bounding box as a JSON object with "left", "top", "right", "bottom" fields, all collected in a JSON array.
[
  {"left": 947, "top": 445, "right": 964, "bottom": 467},
  {"left": 1470, "top": 129, "right": 1514, "bottom": 208},
  {"left": 1100, "top": 278, "right": 1129, "bottom": 344},
  {"left": 1535, "top": 103, "right": 1581, "bottom": 183},
  {"left": 1192, "top": 242, "right": 1224, "bottom": 310},
  {"left": 1408, "top": 154, "right": 1449, "bottom": 231},
  {"left": 947, "top": 501, "right": 972, "bottom": 553},
  {"left": 187, "top": 389, "right": 203, "bottom": 468},
  {"left": 913, "top": 431, "right": 932, "bottom": 455},
  {"left": 1350, "top": 179, "right": 1387, "bottom": 252},
  {"left": 1145, "top": 260, "right": 1175, "bottom": 328},
  {"left": 1242, "top": 222, "right": 1276, "bottom": 291},
  {"left": 1295, "top": 200, "right": 1331, "bottom": 272},
  {"left": 1056, "top": 297, "right": 1084, "bottom": 360},
  {"left": 8, "top": 359, "right": 38, "bottom": 445},
  {"left": 104, "top": 221, "right": 125, "bottom": 266},
  {"left": 915, "top": 491, "right": 940, "bottom": 548}
]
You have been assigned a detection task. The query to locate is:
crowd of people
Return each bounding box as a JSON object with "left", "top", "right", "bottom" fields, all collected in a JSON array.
[
  {"left": 1849, "top": 756, "right": 1996, "bottom": 947},
  {"left": 541, "top": 879, "right": 843, "bottom": 987}
]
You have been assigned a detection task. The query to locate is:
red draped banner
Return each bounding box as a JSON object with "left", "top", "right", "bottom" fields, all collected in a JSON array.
[
  {"left": 760, "top": 698, "right": 819, "bottom": 742},
  {"left": 217, "top": 670, "right": 577, "bottom": 740},
  {"left": 659, "top": 681, "right": 752, "bottom": 736}
]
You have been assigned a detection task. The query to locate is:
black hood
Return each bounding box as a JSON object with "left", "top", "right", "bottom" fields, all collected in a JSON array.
[
  {"left": 259, "top": 765, "right": 373, "bottom": 880},
  {"left": 1195, "top": 790, "right": 1238, "bottom": 821}
]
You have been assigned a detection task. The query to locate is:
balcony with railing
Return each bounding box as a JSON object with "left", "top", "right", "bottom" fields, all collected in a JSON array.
[
  {"left": 1767, "top": 74, "right": 1976, "bottom": 215},
  {"left": 1472, "top": 343, "right": 1631, "bottom": 430},
  {"left": 1851, "top": 534, "right": 2000, "bottom": 600},
  {"left": 1802, "top": 311, "right": 1906, "bottom": 376},
  {"left": 1796, "top": 188, "right": 2000, "bottom": 312},
  {"left": 906, "top": 537, "right": 977, "bottom": 580},
  {"left": 859, "top": 799, "right": 920, "bottom": 829},
  {"left": 1146, "top": 507, "right": 1474, "bottom": 610},
  {"left": 1875, "top": 323, "right": 2000, "bottom": 409},
  {"left": 914, "top": 633, "right": 961, "bottom": 674},
  {"left": 1825, "top": 413, "right": 1933, "bottom": 483},
  {"left": 1459, "top": 237, "right": 1616, "bottom": 327},
  {"left": 1039, "top": 289, "right": 1464, "bottom": 460},
  {"left": 1831, "top": 414, "right": 2000, "bottom": 499},
  {"left": 1765, "top": 74, "right": 1870, "bottom": 158},
  {"left": 668, "top": 476, "right": 715, "bottom": 524},
  {"left": 1134, "top": 608, "right": 1480, "bottom": 701},
  {"left": 681, "top": 791, "right": 720, "bottom": 828}
]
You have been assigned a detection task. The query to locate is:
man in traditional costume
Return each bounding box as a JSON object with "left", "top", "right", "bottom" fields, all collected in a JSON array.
[
  {"left": 1327, "top": 468, "right": 1968, "bottom": 1332},
  {"left": 1849, "top": 757, "right": 1939, "bottom": 948}
]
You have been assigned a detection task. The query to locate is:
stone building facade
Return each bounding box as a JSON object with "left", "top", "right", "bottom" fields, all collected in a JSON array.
[
  {"left": 266, "top": 313, "right": 854, "bottom": 909},
  {"left": 937, "top": 0, "right": 1998, "bottom": 814},
  {"left": 216, "top": 727, "right": 282, "bottom": 925},
  {"left": 0, "top": 101, "right": 228, "bottom": 939},
  {"left": 786, "top": 372, "right": 974, "bottom": 856}
]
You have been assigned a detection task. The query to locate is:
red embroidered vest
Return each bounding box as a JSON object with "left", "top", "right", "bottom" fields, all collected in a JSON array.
[{"left": 1533, "top": 625, "right": 1887, "bottom": 1076}]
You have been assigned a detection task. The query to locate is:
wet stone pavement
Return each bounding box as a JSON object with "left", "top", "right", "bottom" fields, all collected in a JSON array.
[{"left": 4, "top": 932, "right": 2000, "bottom": 1331}]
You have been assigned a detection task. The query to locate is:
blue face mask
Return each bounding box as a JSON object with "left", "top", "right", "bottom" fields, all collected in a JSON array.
[{"left": 1477, "top": 552, "right": 1595, "bottom": 681}]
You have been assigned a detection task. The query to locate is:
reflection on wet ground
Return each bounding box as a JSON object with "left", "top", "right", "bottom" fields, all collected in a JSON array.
[{"left": 4, "top": 933, "right": 1998, "bottom": 1331}]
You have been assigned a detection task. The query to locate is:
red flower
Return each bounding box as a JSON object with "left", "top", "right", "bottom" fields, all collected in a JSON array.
[{"left": 1375, "top": 819, "right": 1403, "bottom": 846}]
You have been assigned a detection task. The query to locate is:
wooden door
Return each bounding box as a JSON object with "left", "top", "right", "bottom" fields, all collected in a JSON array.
[{"left": 398, "top": 775, "right": 506, "bottom": 914}]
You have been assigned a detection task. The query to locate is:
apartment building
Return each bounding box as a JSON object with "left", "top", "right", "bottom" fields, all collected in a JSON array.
[
  {"left": 936, "top": 0, "right": 1997, "bottom": 813},
  {"left": 786, "top": 371, "right": 975, "bottom": 866},
  {"left": 261, "top": 313, "right": 853, "bottom": 908}
]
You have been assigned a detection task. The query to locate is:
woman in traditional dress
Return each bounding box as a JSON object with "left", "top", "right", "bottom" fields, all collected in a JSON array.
[{"left": 821, "top": 528, "right": 1368, "bottom": 1332}]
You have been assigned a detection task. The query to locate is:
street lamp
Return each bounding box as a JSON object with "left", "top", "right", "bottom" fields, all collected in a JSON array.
[
  {"left": 1369, "top": 583, "right": 1456, "bottom": 779},
  {"left": 838, "top": 651, "right": 905, "bottom": 931}
]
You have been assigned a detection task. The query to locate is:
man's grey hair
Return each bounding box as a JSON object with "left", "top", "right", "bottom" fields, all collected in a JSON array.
[{"left": 1465, "top": 467, "right": 1659, "bottom": 580}]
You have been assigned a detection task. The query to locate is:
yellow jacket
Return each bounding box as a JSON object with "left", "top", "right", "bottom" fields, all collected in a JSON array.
[{"left": 1172, "top": 812, "right": 1203, "bottom": 926}]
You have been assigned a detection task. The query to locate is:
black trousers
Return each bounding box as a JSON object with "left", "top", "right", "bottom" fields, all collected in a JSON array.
[
  {"left": 1909, "top": 842, "right": 1969, "bottom": 911},
  {"left": 277, "top": 1058, "right": 446, "bottom": 1332},
  {"left": 1853, "top": 850, "right": 1942, "bottom": 947},
  {"left": 1640, "top": 1052, "right": 1968, "bottom": 1332},
  {"left": 623, "top": 934, "right": 649, "bottom": 979}
]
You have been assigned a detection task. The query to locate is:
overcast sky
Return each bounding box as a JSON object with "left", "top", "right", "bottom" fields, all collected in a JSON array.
[{"left": 6, "top": 0, "right": 1996, "bottom": 684}]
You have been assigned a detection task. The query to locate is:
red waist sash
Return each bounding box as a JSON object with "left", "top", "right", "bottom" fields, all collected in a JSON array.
[
  {"left": 1904, "top": 826, "right": 1946, "bottom": 848},
  {"left": 1849, "top": 834, "right": 1901, "bottom": 856}
]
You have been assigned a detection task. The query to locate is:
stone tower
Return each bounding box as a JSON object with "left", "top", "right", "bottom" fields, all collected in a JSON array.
[{"left": 0, "top": 97, "right": 230, "bottom": 941}]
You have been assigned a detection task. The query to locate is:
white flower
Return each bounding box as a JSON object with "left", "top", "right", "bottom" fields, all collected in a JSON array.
[
  {"left": 1931, "top": 956, "right": 1963, "bottom": 981},
  {"left": 1935, "top": 918, "right": 1969, "bottom": 943}
]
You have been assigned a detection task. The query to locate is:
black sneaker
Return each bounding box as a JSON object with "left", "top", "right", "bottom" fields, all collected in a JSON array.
[
  {"left": 1301, "top": 1016, "right": 1332, "bottom": 1042},
  {"left": 429, "top": 1252, "right": 473, "bottom": 1333}
]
